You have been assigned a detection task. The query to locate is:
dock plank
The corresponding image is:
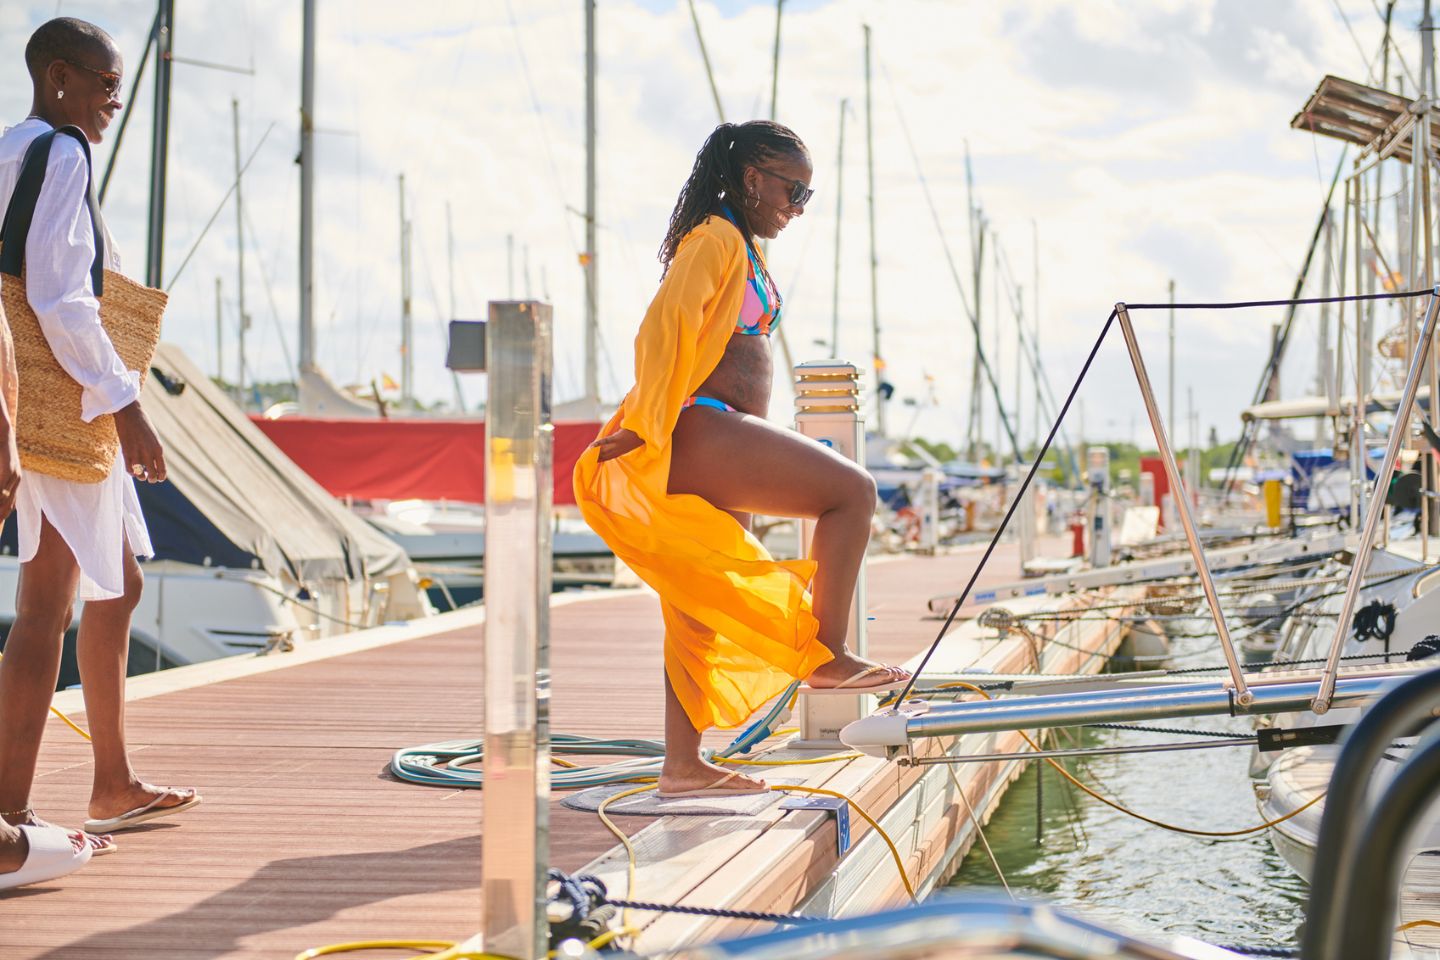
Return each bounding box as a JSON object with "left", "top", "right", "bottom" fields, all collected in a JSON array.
[{"left": 1, "top": 538, "right": 1071, "bottom": 959}]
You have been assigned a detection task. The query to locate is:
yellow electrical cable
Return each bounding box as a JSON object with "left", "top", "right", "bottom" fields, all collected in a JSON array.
[
  {"left": 1398, "top": 919, "right": 1440, "bottom": 932},
  {"left": 938, "top": 681, "right": 1328, "bottom": 839},
  {"left": 595, "top": 779, "right": 661, "bottom": 937},
  {"left": 770, "top": 784, "right": 918, "bottom": 902},
  {"left": 293, "top": 941, "right": 459, "bottom": 960},
  {"left": 0, "top": 652, "right": 91, "bottom": 741}
]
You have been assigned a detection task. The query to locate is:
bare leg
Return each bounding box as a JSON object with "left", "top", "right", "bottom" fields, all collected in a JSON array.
[
  {"left": 79, "top": 544, "right": 196, "bottom": 821},
  {"left": 668, "top": 409, "right": 909, "bottom": 687},
  {"left": 658, "top": 668, "right": 764, "bottom": 794},
  {"left": 0, "top": 519, "right": 85, "bottom": 872}
]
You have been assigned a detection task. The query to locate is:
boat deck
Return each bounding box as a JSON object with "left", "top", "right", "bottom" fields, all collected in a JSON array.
[{"left": 1, "top": 537, "right": 1096, "bottom": 959}]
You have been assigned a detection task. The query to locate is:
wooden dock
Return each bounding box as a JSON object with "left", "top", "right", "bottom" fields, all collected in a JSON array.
[{"left": 0, "top": 535, "right": 1125, "bottom": 959}]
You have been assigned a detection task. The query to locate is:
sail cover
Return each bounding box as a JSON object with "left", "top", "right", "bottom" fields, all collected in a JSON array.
[{"left": 0, "top": 343, "right": 411, "bottom": 583}]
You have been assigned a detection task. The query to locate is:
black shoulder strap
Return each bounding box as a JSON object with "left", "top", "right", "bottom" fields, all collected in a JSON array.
[{"left": 0, "top": 125, "right": 106, "bottom": 297}]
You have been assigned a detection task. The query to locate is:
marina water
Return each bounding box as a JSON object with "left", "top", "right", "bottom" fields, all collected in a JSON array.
[{"left": 947, "top": 624, "right": 1308, "bottom": 949}]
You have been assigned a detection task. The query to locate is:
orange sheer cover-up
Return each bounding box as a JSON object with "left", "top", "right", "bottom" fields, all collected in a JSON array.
[{"left": 573, "top": 215, "right": 834, "bottom": 731}]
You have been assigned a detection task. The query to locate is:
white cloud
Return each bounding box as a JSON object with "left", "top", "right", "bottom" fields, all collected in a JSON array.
[{"left": 0, "top": 0, "right": 1416, "bottom": 450}]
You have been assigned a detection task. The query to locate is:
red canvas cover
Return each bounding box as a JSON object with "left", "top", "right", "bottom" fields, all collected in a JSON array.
[{"left": 252, "top": 416, "right": 601, "bottom": 505}]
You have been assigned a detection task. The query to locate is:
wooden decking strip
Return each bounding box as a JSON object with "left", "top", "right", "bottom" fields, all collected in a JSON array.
[{"left": 2, "top": 538, "right": 1083, "bottom": 959}]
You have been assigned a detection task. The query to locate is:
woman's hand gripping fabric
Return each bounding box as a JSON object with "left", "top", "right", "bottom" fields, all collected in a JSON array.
[{"left": 590, "top": 427, "right": 644, "bottom": 463}]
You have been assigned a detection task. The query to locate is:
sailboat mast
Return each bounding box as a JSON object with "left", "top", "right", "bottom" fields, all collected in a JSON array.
[
  {"left": 144, "top": 0, "right": 174, "bottom": 288},
  {"left": 583, "top": 0, "right": 599, "bottom": 405},
  {"left": 1032, "top": 220, "right": 1041, "bottom": 452},
  {"left": 1168, "top": 278, "right": 1175, "bottom": 435},
  {"left": 445, "top": 202, "right": 467, "bottom": 412},
  {"left": 769, "top": 0, "right": 784, "bottom": 120},
  {"left": 965, "top": 144, "right": 983, "bottom": 461},
  {"left": 399, "top": 174, "right": 413, "bottom": 405},
  {"left": 687, "top": 0, "right": 725, "bottom": 122},
  {"left": 299, "top": 0, "right": 316, "bottom": 372},
  {"left": 831, "top": 98, "right": 847, "bottom": 356},
  {"left": 215, "top": 276, "right": 223, "bottom": 377},
  {"left": 232, "top": 98, "right": 248, "bottom": 393},
  {"left": 864, "top": 24, "right": 885, "bottom": 437}
]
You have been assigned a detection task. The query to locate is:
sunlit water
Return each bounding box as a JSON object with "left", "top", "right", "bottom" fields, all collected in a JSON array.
[{"left": 946, "top": 624, "right": 1310, "bottom": 952}]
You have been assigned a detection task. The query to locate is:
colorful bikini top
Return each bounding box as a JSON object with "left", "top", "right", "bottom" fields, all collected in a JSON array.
[{"left": 721, "top": 207, "right": 782, "bottom": 337}]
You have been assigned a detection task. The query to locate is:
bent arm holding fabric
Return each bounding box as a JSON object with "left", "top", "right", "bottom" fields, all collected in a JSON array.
[{"left": 618, "top": 229, "right": 732, "bottom": 454}]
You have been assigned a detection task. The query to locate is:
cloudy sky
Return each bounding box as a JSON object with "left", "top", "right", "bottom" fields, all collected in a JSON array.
[{"left": 0, "top": 0, "right": 1420, "bottom": 451}]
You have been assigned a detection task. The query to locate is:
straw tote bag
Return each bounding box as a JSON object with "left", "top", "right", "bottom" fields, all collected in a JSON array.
[{"left": 0, "top": 125, "right": 166, "bottom": 483}]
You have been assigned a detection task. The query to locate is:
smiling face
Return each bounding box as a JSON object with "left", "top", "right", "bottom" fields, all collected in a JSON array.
[
  {"left": 45, "top": 42, "right": 124, "bottom": 144},
  {"left": 740, "top": 152, "right": 813, "bottom": 241}
]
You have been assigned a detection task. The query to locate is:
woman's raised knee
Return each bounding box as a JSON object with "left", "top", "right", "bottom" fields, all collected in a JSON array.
[{"left": 823, "top": 463, "right": 876, "bottom": 515}]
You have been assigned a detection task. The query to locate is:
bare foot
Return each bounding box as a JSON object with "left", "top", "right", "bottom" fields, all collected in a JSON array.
[
  {"left": 658, "top": 756, "right": 766, "bottom": 795},
  {"left": 89, "top": 781, "right": 196, "bottom": 823},
  {"left": 3, "top": 809, "right": 112, "bottom": 857},
  {"left": 804, "top": 650, "right": 911, "bottom": 689}
]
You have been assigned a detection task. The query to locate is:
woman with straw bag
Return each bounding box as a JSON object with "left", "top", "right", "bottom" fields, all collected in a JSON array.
[{"left": 0, "top": 18, "right": 198, "bottom": 892}]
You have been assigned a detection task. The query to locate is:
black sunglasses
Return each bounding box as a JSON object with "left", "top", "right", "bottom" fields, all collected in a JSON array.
[
  {"left": 754, "top": 166, "right": 814, "bottom": 207},
  {"left": 64, "top": 59, "right": 123, "bottom": 100}
]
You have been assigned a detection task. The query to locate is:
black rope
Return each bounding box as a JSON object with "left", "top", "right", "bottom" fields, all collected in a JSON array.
[
  {"left": 605, "top": 897, "right": 823, "bottom": 925},
  {"left": 893, "top": 309, "right": 1119, "bottom": 705},
  {"left": 1162, "top": 648, "right": 1413, "bottom": 676},
  {"left": 1123, "top": 287, "right": 1432, "bottom": 311},
  {"left": 1086, "top": 722, "right": 1252, "bottom": 739}
]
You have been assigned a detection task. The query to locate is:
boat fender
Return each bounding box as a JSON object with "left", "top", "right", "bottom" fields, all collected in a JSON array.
[{"left": 1407, "top": 635, "right": 1440, "bottom": 662}]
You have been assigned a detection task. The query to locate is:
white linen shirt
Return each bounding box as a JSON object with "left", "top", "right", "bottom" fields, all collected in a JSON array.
[{"left": 0, "top": 118, "right": 152, "bottom": 600}]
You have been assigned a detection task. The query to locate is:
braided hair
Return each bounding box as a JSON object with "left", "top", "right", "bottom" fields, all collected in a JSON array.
[{"left": 658, "top": 120, "right": 809, "bottom": 275}]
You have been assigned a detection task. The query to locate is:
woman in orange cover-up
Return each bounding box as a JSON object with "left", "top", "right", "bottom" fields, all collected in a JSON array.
[{"left": 573, "top": 121, "right": 910, "bottom": 799}]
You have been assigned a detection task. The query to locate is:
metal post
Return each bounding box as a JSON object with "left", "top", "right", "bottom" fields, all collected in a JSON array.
[
  {"left": 863, "top": 25, "right": 884, "bottom": 437},
  {"left": 1314, "top": 290, "right": 1440, "bottom": 713},
  {"left": 144, "top": 0, "right": 174, "bottom": 289},
  {"left": 918, "top": 467, "right": 940, "bottom": 556},
  {"left": 483, "top": 300, "right": 553, "bottom": 958},
  {"left": 298, "top": 0, "right": 316, "bottom": 371},
  {"left": 795, "top": 360, "right": 867, "bottom": 745},
  {"left": 232, "top": 98, "right": 249, "bottom": 393},
  {"left": 1018, "top": 479, "right": 1036, "bottom": 569},
  {"left": 584, "top": 0, "right": 599, "bottom": 405},
  {"left": 1114, "top": 304, "right": 1252, "bottom": 705},
  {"left": 1086, "top": 447, "right": 1111, "bottom": 568}
]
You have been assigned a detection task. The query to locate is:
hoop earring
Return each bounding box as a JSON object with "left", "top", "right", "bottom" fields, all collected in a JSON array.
[
  {"left": 56, "top": 90, "right": 64, "bottom": 100},
  {"left": 746, "top": 193, "right": 759, "bottom": 210}
]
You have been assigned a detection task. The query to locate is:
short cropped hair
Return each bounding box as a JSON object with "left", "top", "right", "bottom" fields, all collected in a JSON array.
[{"left": 24, "top": 17, "right": 115, "bottom": 83}]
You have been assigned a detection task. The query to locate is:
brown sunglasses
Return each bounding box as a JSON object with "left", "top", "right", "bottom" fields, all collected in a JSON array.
[{"left": 64, "top": 59, "right": 123, "bottom": 99}]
